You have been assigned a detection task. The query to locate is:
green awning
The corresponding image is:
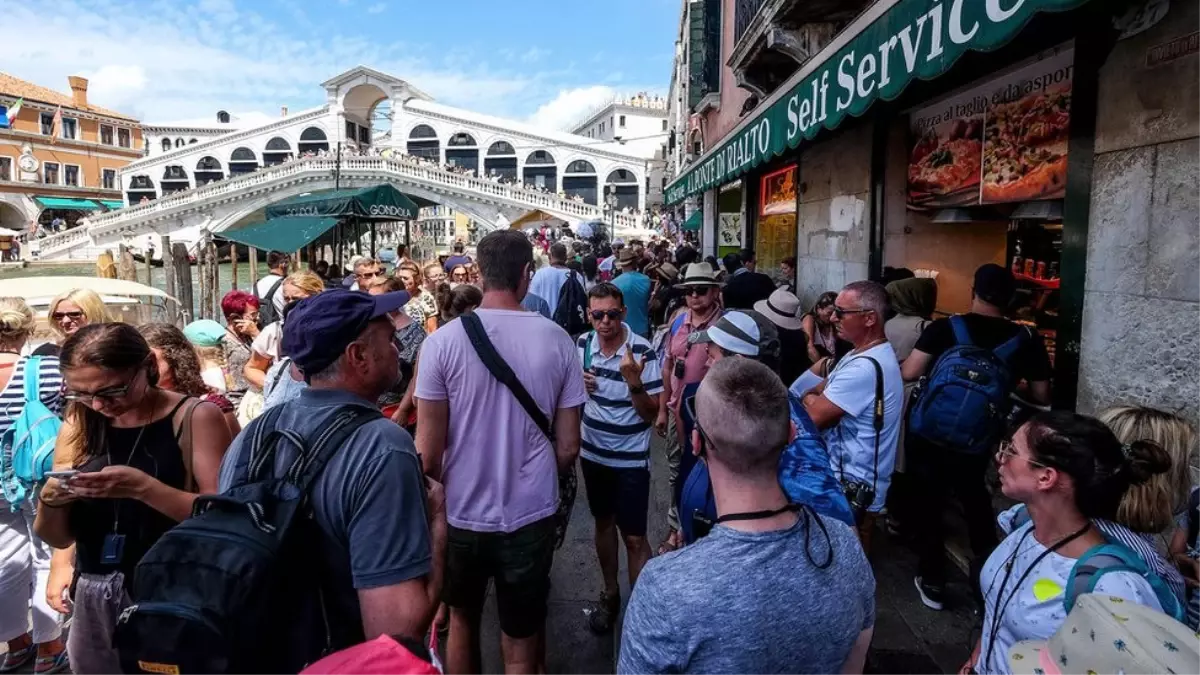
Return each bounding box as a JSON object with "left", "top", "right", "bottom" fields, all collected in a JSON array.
[
  {"left": 99, "top": 200, "right": 125, "bottom": 210},
  {"left": 218, "top": 216, "right": 341, "bottom": 253},
  {"left": 265, "top": 184, "right": 423, "bottom": 221},
  {"left": 681, "top": 210, "right": 702, "bottom": 231},
  {"left": 664, "top": 0, "right": 1089, "bottom": 204},
  {"left": 34, "top": 196, "right": 100, "bottom": 210}
]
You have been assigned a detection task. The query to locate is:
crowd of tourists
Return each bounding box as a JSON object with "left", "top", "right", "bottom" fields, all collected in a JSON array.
[{"left": 0, "top": 229, "right": 1195, "bottom": 675}]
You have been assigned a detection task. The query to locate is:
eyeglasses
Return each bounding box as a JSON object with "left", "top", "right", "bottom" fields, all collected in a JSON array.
[
  {"left": 683, "top": 286, "right": 713, "bottom": 297},
  {"left": 590, "top": 309, "right": 622, "bottom": 322},
  {"left": 996, "top": 440, "right": 1047, "bottom": 468},
  {"left": 52, "top": 311, "right": 85, "bottom": 322},
  {"left": 832, "top": 305, "right": 874, "bottom": 318},
  {"left": 65, "top": 371, "right": 141, "bottom": 405}
]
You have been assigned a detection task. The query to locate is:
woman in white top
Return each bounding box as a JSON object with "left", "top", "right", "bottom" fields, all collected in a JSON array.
[
  {"left": 0, "top": 298, "right": 68, "bottom": 673},
  {"left": 968, "top": 411, "right": 1172, "bottom": 674}
]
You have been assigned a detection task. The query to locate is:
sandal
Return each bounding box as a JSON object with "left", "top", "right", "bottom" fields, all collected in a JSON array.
[
  {"left": 587, "top": 591, "right": 621, "bottom": 635},
  {"left": 35, "top": 650, "right": 69, "bottom": 675},
  {"left": 657, "top": 528, "right": 682, "bottom": 555},
  {"left": 0, "top": 644, "right": 34, "bottom": 673}
]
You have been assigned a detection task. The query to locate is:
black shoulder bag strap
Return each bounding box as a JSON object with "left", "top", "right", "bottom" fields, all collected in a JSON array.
[
  {"left": 859, "top": 356, "right": 885, "bottom": 496},
  {"left": 461, "top": 312, "right": 555, "bottom": 442}
]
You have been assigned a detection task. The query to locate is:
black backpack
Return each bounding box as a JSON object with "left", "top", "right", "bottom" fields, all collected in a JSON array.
[
  {"left": 552, "top": 270, "right": 588, "bottom": 336},
  {"left": 114, "top": 403, "right": 381, "bottom": 674},
  {"left": 257, "top": 277, "right": 284, "bottom": 328}
]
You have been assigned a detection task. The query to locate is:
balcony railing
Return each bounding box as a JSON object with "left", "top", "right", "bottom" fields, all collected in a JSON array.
[{"left": 734, "top": 0, "right": 769, "bottom": 46}]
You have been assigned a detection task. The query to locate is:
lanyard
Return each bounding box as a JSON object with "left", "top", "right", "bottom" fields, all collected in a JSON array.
[
  {"left": 716, "top": 503, "right": 798, "bottom": 524},
  {"left": 982, "top": 522, "right": 1091, "bottom": 671}
]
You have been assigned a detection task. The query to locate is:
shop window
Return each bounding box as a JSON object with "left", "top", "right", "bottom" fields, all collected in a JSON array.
[
  {"left": 61, "top": 118, "right": 78, "bottom": 140},
  {"left": 118, "top": 128, "right": 131, "bottom": 148},
  {"left": 619, "top": 115, "right": 626, "bottom": 128},
  {"left": 40, "top": 113, "right": 54, "bottom": 135},
  {"left": 100, "top": 124, "right": 114, "bottom": 145},
  {"left": 102, "top": 168, "right": 117, "bottom": 190},
  {"left": 0, "top": 157, "right": 10, "bottom": 182},
  {"left": 43, "top": 162, "right": 59, "bottom": 184},
  {"left": 64, "top": 165, "right": 80, "bottom": 187}
]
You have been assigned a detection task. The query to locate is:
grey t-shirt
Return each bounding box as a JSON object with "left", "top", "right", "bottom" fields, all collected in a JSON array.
[
  {"left": 618, "top": 511, "right": 875, "bottom": 674},
  {"left": 218, "top": 388, "right": 431, "bottom": 629}
]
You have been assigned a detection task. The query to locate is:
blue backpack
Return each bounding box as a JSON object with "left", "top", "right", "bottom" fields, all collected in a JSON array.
[
  {"left": 1, "top": 356, "right": 63, "bottom": 509},
  {"left": 908, "top": 316, "right": 1026, "bottom": 454},
  {"left": 1068, "top": 544, "right": 1185, "bottom": 622}
]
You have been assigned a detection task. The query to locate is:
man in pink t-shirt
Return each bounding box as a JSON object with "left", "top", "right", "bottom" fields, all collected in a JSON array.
[
  {"left": 416, "top": 230, "right": 586, "bottom": 675},
  {"left": 653, "top": 261, "right": 723, "bottom": 552}
]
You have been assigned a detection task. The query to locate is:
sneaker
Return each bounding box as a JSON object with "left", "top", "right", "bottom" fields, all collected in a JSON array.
[
  {"left": 914, "top": 576, "right": 945, "bottom": 611},
  {"left": 0, "top": 644, "right": 34, "bottom": 674},
  {"left": 587, "top": 591, "right": 621, "bottom": 634}
]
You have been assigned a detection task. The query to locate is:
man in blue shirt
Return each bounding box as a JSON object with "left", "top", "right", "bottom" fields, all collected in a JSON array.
[{"left": 611, "top": 248, "right": 652, "bottom": 338}]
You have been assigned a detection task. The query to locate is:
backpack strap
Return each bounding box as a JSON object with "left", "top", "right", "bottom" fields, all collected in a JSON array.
[
  {"left": 290, "top": 405, "right": 382, "bottom": 493},
  {"left": 582, "top": 332, "right": 595, "bottom": 372},
  {"left": 948, "top": 315, "right": 973, "bottom": 346},
  {"left": 172, "top": 398, "right": 205, "bottom": 493},
  {"left": 461, "top": 312, "right": 554, "bottom": 443},
  {"left": 992, "top": 325, "right": 1031, "bottom": 363},
  {"left": 1067, "top": 543, "right": 1186, "bottom": 622},
  {"left": 858, "top": 356, "right": 885, "bottom": 496}
]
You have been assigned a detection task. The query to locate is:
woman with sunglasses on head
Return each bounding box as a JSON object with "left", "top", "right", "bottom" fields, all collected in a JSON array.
[
  {"left": 242, "top": 271, "right": 323, "bottom": 394},
  {"left": 966, "top": 411, "right": 1173, "bottom": 675},
  {"left": 32, "top": 289, "right": 110, "bottom": 357},
  {"left": 140, "top": 323, "right": 241, "bottom": 437},
  {"left": 397, "top": 263, "right": 439, "bottom": 334},
  {"left": 0, "top": 298, "right": 68, "bottom": 674},
  {"left": 34, "top": 323, "right": 232, "bottom": 674},
  {"left": 800, "top": 291, "right": 838, "bottom": 367},
  {"left": 449, "top": 264, "right": 470, "bottom": 286}
]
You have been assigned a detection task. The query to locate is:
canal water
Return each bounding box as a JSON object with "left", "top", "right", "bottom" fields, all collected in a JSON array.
[{"left": 0, "top": 262, "right": 275, "bottom": 320}]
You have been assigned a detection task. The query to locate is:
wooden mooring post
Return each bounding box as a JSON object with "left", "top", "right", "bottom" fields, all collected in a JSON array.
[
  {"left": 117, "top": 245, "right": 137, "bottom": 281},
  {"left": 161, "top": 235, "right": 178, "bottom": 325},
  {"left": 248, "top": 247, "right": 259, "bottom": 290},
  {"left": 172, "top": 243, "right": 193, "bottom": 323},
  {"left": 209, "top": 239, "right": 220, "bottom": 319},
  {"left": 229, "top": 244, "right": 239, "bottom": 290}
]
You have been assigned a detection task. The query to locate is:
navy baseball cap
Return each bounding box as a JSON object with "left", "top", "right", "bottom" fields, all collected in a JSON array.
[{"left": 281, "top": 289, "right": 410, "bottom": 376}]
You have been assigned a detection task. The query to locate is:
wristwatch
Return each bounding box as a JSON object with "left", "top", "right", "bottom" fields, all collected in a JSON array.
[{"left": 628, "top": 384, "right": 646, "bottom": 395}]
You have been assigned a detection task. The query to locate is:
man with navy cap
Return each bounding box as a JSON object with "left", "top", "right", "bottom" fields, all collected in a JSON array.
[{"left": 218, "top": 289, "right": 445, "bottom": 650}]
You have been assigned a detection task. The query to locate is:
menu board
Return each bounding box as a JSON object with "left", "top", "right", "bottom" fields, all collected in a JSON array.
[
  {"left": 757, "top": 165, "right": 797, "bottom": 273},
  {"left": 908, "top": 48, "right": 1074, "bottom": 207}
]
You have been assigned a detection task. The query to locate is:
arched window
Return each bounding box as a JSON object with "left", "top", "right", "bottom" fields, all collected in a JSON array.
[
  {"left": 409, "top": 124, "right": 437, "bottom": 139},
  {"left": 127, "top": 175, "right": 157, "bottom": 203},
  {"left": 217, "top": 110, "right": 231, "bottom": 124},
  {"left": 189, "top": 138, "right": 198, "bottom": 145},
  {"left": 606, "top": 169, "right": 637, "bottom": 183},
  {"left": 487, "top": 141, "right": 515, "bottom": 155},
  {"left": 447, "top": 132, "right": 477, "bottom": 147},
  {"left": 298, "top": 127, "right": 329, "bottom": 154},
  {"left": 263, "top": 137, "right": 293, "bottom": 167},
  {"left": 194, "top": 156, "right": 224, "bottom": 186},
  {"left": 522, "top": 151, "right": 557, "bottom": 191},
  {"left": 161, "top": 138, "right": 172, "bottom": 152},
  {"left": 163, "top": 165, "right": 188, "bottom": 180},
  {"left": 565, "top": 160, "right": 596, "bottom": 174},
  {"left": 407, "top": 125, "right": 440, "bottom": 160},
  {"left": 525, "top": 150, "right": 555, "bottom": 165},
  {"left": 129, "top": 175, "right": 154, "bottom": 189},
  {"left": 175, "top": 138, "right": 185, "bottom": 148},
  {"left": 161, "top": 165, "right": 190, "bottom": 194},
  {"left": 563, "top": 160, "right": 598, "bottom": 205},
  {"left": 604, "top": 169, "right": 639, "bottom": 211},
  {"left": 229, "top": 147, "right": 258, "bottom": 176}
]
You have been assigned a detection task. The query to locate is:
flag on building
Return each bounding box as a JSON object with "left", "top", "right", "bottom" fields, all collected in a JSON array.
[
  {"left": 0, "top": 98, "right": 22, "bottom": 128},
  {"left": 50, "top": 106, "right": 63, "bottom": 142}
]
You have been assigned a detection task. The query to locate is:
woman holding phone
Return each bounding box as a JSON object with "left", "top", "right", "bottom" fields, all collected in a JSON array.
[
  {"left": 34, "top": 323, "right": 232, "bottom": 674},
  {"left": 0, "top": 298, "right": 68, "bottom": 673}
]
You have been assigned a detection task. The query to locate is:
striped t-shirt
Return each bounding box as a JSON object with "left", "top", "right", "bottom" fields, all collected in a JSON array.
[
  {"left": 0, "top": 355, "right": 64, "bottom": 439},
  {"left": 577, "top": 326, "right": 663, "bottom": 469}
]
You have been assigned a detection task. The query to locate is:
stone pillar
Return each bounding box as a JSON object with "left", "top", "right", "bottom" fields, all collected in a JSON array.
[{"left": 701, "top": 189, "right": 717, "bottom": 258}]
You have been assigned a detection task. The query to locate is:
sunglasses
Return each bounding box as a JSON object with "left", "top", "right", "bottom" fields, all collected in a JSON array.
[
  {"left": 52, "top": 311, "right": 85, "bottom": 321},
  {"left": 832, "top": 305, "right": 874, "bottom": 318},
  {"left": 356, "top": 270, "right": 381, "bottom": 279},
  {"left": 996, "top": 440, "right": 1047, "bottom": 468},
  {"left": 65, "top": 370, "right": 141, "bottom": 405},
  {"left": 590, "top": 309, "right": 622, "bottom": 322},
  {"left": 683, "top": 286, "right": 714, "bottom": 297}
]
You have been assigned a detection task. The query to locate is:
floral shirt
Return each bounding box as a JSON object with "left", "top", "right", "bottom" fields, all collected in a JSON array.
[
  {"left": 403, "top": 290, "right": 438, "bottom": 326},
  {"left": 221, "top": 332, "right": 254, "bottom": 400}
]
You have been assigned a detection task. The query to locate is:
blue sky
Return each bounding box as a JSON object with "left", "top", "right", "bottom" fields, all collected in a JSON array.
[{"left": 6, "top": 0, "right": 679, "bottom": 130}]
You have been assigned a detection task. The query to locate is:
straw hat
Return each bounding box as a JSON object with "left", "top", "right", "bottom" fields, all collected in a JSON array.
[
  {"left": 656, "top": 262, "right": 679, "bottom": 282},
  {"left": 1007, "top": 594, "right": 1198, "bottom": 675},
  {"left": 676, "top": 262, "right": 721, "bottom": 287},
  {"left": 753, "top": 288, "right": 804, "bottom": 330}
]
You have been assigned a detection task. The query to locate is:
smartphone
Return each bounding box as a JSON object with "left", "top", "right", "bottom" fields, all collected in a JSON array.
[{"left": 44, "top": 470, "right": 79, "bottom": 480}]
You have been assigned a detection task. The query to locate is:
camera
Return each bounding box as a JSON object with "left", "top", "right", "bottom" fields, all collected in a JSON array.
[{"left": 840, "top": 479, "right": 876, "bottom": 523}]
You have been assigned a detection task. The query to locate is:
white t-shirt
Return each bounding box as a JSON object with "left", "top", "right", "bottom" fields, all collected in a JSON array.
[
  {"left": 821, "top": 341, "right": 903, "bottom": 512},
  {"left": 255, "top": 274, "right": 286, "bottom": 316},
  {"left": 529, "top": 265, "right": 576, "bottom": 318},
  {"left": 251, "top": 321, "right": 283, "bottom": 360},
  {"left": 975, "top": 521, "right": 1164, "bottom": 675}
]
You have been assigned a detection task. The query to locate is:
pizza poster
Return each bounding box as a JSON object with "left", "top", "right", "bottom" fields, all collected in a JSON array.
[{"left": 907, "top": 48, "right": 1074, "bottom": 208}]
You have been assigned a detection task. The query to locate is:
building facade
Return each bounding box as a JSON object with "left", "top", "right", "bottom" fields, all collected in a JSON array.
[
  {"left": 569, "top": 95, "right": 669, "bottom": 208},
  {"left": 142, "top": 110, "right": 281, "bottom": 158},
  {"left": 664, "top": 0, "right": 1199, "bottom": 424},
  {"left": 0, "top": 73, "right": 142, "bottom": 239}
]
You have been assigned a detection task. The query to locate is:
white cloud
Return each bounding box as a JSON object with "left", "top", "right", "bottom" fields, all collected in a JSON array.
[
  {"left": 527, "top": 85, "right": 617, "bottom": 131},
  {"left": 2, "top": 0, "right": 655, "bottom": 137},
  {"left": 366, "top": 2, "right": 386, "bottom": 14}
]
